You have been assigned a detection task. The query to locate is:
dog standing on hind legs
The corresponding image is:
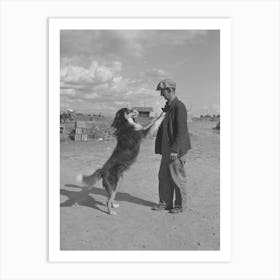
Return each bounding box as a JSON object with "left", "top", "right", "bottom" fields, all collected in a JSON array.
[{"left": 77, "top": 108, "right": 166, "bottom": 215}]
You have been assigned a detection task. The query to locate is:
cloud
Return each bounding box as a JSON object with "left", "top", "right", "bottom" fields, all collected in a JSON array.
[
  {"left": 202, "top": 103, "right": 220, "bottom": 114},
  {"left": 60, "top": 61, "right": 167, "bottom": 114},
  {"left": 61, "top": 61, "right": 122, "bottom": 85},
  {"left": 113, "top": 30, "right": 147, "bottom": 57},
  {"left": 211, "top": 103, "right": 220, "bottom": 113},
  {"left": 83, "top": 92, "right": 99, "bottom": 99},
  {"left": 59, "top": 29, "right": 219, "bottom": 115},
  {"left": 60, "top": 88, "right": 76, "bottom": 95}
]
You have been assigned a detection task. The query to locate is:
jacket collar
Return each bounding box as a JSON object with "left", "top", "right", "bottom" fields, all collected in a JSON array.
[
  {"left": 164, "top": 97, "right": 178, "bottom": 113},
  {"left": 168, "top": 96, "right": 178, "bottom": 108},
  {"left": 162, "top": 97, "right": 179, "bottom": 113}
]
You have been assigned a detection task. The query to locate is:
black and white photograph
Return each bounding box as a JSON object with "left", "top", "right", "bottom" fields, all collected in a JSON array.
[
  {"left": 1, "top": 0, "right": 279, "bottom": 279},
  {"left": 49, "top": 18, "right": 231, "bottom": 262},
  {"left": 59, "top": 29, "right": 220, "bottom": 249}
]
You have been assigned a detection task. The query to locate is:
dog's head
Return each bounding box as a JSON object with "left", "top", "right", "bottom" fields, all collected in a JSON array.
[{"left": 111, "top": 108, "right": 140, "bottom": 135}]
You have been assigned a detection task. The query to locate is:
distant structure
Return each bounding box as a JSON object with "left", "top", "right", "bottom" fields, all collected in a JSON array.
[
  {"left": 75, "top": 113, "right": 92, "bottom": 121},
  {"left": 60, "top": 109, "right": 76, "bottom": 123},
  {"left": 213, "top": 121, "right": 220, "bottom": 130},
  {"left": 132, "top": 106, "right": 153, "bottom": 118},
  {"left": 132, "top": 106, "right": 153, "bottom": 126},
  {"left": 199, "top": 114, "right": 220, "bottom": 121}
]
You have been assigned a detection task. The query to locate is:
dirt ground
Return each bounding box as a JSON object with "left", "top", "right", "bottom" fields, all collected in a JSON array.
[{"left": 60, "top": 120, "right": 220, "bottom": 250}]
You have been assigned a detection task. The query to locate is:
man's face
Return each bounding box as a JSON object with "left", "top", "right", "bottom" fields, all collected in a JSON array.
[{"left": 160, "top": 88, "right": 170, "bottom": 101}]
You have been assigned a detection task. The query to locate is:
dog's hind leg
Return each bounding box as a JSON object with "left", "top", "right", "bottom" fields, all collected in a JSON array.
[
  {"left": 110, "top": 175, "right": 123, "bottom": 208},
  {"left": 107, "top": 192, "right": 117, "bottom": 215},
  {"left": 103, "top": 181, "right": 117, "bottom": 215}
]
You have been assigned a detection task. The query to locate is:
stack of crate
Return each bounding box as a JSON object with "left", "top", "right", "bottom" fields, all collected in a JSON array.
[
  {"left": 60, "top": 124, "right": 68, "bottom": 141},
  {"left": 74, "top": 121, "right": 91, "bottom": 141}
]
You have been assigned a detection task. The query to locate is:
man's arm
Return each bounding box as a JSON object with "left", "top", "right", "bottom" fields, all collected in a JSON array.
[
  {"left": 170, "top": 102, "right": 188, "bottom": 155},
  {"left": 142, "top": 111, "right": 166, "bottom": 137}
]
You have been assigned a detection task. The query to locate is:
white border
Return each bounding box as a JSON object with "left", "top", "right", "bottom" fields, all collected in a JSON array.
[{"left": 49, "top": 18, "right": 231, "bottom": 262}]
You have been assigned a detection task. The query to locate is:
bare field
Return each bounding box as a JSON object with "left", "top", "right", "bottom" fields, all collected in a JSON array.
[{"left": 60, "top": 120, "right": 220, "bottom": 250}]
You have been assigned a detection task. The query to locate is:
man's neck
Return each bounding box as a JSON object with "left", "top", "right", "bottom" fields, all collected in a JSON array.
[{"left": 168, "top": 95, "right": 176, "bottom": 104}]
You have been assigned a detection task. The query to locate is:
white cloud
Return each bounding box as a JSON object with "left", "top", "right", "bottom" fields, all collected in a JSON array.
[
  {"left": 60, "top": 60, "right": 172, "bottom": 114},
  {"left": 61, "top": 60, "right": 123, "bottom": 85},
  {"left": 91, "top": 83, "right": 109, "bottom": 91},
  {"left": 111, "top": 77, "right": 129, "bottom": 93},
  {"left": 95, "top": 66, "right": 114, "bottom": 82},
  {"left": 61, "top": 65, "right": 91, "bottom": 83},
  {"left": 211, "top": 103, "right": 220, "bottom": 113},
  {"left": 60, "top": 88, "right": 76, "bottom": 95},
  {"left": 114, "top": 101, "right": 131, "bottom": 106},
  {"left": 111, "top": 61, "right": 122, "bottom": 72},
  {"left": 114, "top": 30, "right": 147, "bottom": 57},
  {"left": 201, "top": 103, "right": 220, "bottom": 114},
  {"left": 59, "top": 30, "right": 218, "bottom": 115}
]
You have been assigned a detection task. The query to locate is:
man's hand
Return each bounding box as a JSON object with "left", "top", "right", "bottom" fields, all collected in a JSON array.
[
  {"left": 156, "top": 111, "right": 166, "bottom": 120},
  {"left": 170, "top": 152, "right": 178, "bottom": 161}
]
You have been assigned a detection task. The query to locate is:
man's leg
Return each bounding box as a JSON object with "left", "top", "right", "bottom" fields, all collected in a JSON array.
[
  {"left": 153, "top": 156, "right": 174, "bottom": 210},
  {"left": 169, "top": 157, "right": 187, "bottom": 212}
]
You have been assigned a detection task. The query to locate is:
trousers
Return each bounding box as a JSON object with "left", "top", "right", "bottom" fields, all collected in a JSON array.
[{"left": 158, "top": 154, "right": 187, "bottom": 209}]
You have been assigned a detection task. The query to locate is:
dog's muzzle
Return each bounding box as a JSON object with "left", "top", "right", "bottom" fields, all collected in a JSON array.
[{"left": 130, "top": 109, "right": 139, "bottom": 119}]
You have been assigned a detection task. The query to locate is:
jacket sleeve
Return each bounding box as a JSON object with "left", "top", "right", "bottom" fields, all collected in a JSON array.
[{"left": 170, "top": 102, "right": 188, "bottom": 153}]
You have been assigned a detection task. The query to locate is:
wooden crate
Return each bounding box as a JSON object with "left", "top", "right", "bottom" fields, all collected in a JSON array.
[
  {"left": 81, "top": 134, "right": 88, "bottom": 141},
  {"left": 82, "top": 127, "right": 91, "bottom": 134},
  {"left": 60, "top": 125, "right": 66, "bottom": 134},
  {"left": 75, "top": 127, "right": 83, "bottom": 134},
  {"left": 74, "top": 134, "right": 82, "bottom": 141}
]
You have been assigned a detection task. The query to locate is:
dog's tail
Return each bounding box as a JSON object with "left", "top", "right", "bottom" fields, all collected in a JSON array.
[{"left": 76, "top": 168, "right": 103, "bottom": 188}]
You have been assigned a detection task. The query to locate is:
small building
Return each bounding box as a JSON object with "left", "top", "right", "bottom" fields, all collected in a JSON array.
[
  {"left": 132, "top": 106, "right": 154, "bottom": 127},
  {"left": 132, "top": 107, "right": 153, "bottom": 118}
]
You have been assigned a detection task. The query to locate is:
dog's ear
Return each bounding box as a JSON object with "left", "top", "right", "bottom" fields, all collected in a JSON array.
[
  {"left": 111, "top": 108, "right": 128, "bottom": 130},
  {"left": 111, "top": 111, "right": 120, "bottom": 129}
]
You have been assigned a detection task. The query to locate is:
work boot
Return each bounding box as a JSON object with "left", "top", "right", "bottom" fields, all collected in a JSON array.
[
  {"left": 152, "top": 204, "right": 172, "bottom": 211},
  {"left": 169, "top": 207, "right": 183, "bottom": 214}
]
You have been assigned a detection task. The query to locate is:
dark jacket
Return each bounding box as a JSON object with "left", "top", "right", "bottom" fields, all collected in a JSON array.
[{"left": 155, "top": 97, "right": 191, "bottom": 156}]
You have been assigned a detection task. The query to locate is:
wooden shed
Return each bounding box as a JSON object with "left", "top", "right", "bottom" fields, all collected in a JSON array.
[{"left": 132, "top": 107, "right": 153, "bottom": 118}]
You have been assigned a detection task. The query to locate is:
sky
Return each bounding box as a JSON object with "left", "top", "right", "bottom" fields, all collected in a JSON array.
[{"left": 60, "top": 30, "right": 220, "bottom": 117}]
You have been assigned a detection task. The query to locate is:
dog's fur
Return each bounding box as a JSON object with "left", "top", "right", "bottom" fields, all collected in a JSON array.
[{"left": 77, "top": 108, "right": 166, "bottom": 215}]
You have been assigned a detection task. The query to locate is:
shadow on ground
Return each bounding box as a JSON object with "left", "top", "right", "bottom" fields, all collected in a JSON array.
[{"left": 60, "top": 184, "right": 157, "bottom": 214}]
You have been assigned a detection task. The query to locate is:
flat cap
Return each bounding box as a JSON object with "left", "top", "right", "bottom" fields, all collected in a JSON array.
[{"left": 156, "top": 79, "right": 176, "bottom": 91}]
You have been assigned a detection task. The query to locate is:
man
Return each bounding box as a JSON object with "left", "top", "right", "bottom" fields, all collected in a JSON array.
[{"left": 152, "top": 79, "right": 191, "bottom": 214}]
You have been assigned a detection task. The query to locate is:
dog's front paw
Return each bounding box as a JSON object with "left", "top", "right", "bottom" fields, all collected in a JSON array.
[
  {"left": 134, "top": 123, "right": 143, "bottom": 130},
  {"left": 111, "top": 203, "right": 119, "bottom": 208}
]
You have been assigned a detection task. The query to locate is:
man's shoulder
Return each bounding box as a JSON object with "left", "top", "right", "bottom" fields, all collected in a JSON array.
[{"left": 174, "top": 98, "right": 187, "bottom": 110}]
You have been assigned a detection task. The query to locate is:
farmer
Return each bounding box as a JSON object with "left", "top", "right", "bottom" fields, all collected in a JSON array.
[{"left": 152, "top": 79, "right": 191, "bottom": 214}]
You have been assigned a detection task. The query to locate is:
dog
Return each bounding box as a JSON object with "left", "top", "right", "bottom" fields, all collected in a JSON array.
[{"left": 77, "top": 108, "right": 166, "bottom": 215}]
